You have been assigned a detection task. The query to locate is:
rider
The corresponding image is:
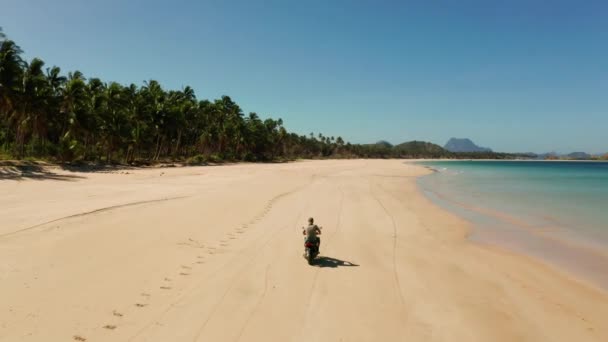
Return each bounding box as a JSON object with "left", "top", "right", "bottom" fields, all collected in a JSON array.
[{"left": 303, "top": 217, "right": 321, "bottom": 249}]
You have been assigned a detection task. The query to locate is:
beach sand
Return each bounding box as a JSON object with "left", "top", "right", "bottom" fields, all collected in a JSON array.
[{"left": 1, "top": 160, "right": 606, "bottom": 341}]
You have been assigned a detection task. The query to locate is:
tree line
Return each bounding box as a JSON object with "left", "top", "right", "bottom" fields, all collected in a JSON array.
[
  {"left": 0, "top": 29, "right": 363, "bottom": 164},
  {"left": 1, "top": 28, "right": 520, "bottom": 164}
]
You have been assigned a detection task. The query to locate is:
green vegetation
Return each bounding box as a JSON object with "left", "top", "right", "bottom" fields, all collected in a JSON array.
[
  {"left": 588, "top": 154, "right": 608, "bottom": 161},
  {"left": 394, "top": 141, "right": 446, "bottom": 158},
  {"left": 0, "top": 28, "right": 523, "bottom": 164},
  {"left": 347, "top": 141, "right": 521, "bottom": 159},
  {"left": 0, "top": 28, "right": 357, "bottom": 164}
]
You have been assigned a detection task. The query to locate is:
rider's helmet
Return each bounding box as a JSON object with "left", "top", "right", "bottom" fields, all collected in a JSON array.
[{"left": 308, "top": 217, "right": 314, "bottom": 225}]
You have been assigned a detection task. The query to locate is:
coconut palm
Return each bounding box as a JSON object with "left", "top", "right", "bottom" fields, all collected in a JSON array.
[
  {"left": 0, "top": 28, "right": 374, "bottom": 163},
  {"left": 0, "top": 37, "right": 24, "bottom": 117}
]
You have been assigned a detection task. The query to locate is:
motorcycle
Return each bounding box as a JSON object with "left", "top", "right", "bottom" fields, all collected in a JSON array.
[{"left": 302, "top": 226, "right": 321, "bottom": 265}]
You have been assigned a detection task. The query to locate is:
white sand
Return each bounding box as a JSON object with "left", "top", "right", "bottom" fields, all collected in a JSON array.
[{"left": 1, "top": 160, "right": 606, "bottom": 341}]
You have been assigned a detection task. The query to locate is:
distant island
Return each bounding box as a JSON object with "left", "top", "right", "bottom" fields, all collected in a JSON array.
[
  {"left": 442, "top": 138, "right": 606, "bottom": 161},
  {"left": 522, "top": 151, "right": 606, "bottom": 161},
  {"left": 444, "top": 138, "right": 492, "bottom": 153}
]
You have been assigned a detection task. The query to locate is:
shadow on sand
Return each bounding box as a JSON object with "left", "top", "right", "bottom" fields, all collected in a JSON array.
[
  {"left": 0, "top": 165, "right": 85, "bottom": 181},
  {"left": 60, "top": 164, "right": 140, "bottom": 173},
  {"left": 313, "top": 256, "right": 359, "bottom": 268}
]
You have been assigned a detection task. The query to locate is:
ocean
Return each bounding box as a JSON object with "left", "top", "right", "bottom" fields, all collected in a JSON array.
[{"left": 417, "top": 160, "right": 608, "bottom": 290}]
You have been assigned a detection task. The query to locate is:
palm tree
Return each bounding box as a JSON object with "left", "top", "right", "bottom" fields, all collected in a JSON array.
[
  {"left": 0, "top": 33, "right": 25, "bottom": 151},
  {"left": 140, "top": 80, "right": 166, "bottom": 160},
  {"left": 84, "top": 77, "right": 106, "bottom": 159},
  {"left": 166, "top": 86, "right": 196, "bottom": 158},
  {"left": 45, "top": 66, "right": 66, "bottom": 142},
  {"left": 104, "top": 82, "right": 133, "bottom": 162},
  {"left": 57, "top": 71, "right": 87, "bottom": 160},
  {"left": 194, "top": 99, "right": 214, "bottom": 156},
  {"left": 9, "top": 57, "right": 51, "bottom": 156},
  {"left": 122, "top": 83, "right": 141, "bottom": 163},
  {"left": 0, "top": 28, "right": 370, "bottom": 163}
]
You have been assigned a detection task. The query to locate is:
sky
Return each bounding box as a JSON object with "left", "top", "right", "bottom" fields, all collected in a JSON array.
[{"left": 1, "top": 0, "right": 607, "bottom": 154}]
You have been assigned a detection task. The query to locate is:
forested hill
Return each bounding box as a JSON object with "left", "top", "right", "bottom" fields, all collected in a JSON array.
[
  {"left": 444, "top": 138, "right": 492, "bottom": 152},
  {"left": 1, "top": 29, "right": 519, "bottom": 164},
  {"left": 344, "top": 141, "right": 518, "bottom": 159}
]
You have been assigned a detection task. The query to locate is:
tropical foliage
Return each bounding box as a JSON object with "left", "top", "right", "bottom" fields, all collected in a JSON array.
[
  {"left": 1, "top": 28, "right": 521, "bottom": 164},
  {"left": 0, "top": 29, "right": 359, "bottom": 164}
]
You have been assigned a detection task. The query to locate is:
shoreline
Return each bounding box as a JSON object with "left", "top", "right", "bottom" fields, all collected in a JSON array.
[
  {"left": 414, "top": 160, "right": 608, "bottom": 294},
  {"left": 431, "top": 193, "right": 608, "bottom": 294},
  {"left": 1, "top": 160, "right": 606, "bottom": 341}
]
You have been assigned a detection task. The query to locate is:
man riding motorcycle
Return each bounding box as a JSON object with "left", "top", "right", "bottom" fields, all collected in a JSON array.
[{"left": 303, "top": 217, "right": 321, "bottom": 251}]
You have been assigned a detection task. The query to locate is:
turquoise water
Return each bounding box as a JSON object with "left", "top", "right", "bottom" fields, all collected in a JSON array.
[{"left": 417, "top": 161, "right": 608, "bottom": 289}]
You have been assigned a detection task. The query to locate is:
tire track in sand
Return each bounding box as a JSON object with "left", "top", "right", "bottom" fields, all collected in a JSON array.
[
  {"left": 189, "top": 180, "right": 319, "bottom": 342},
  {"left": 295, "top": 181, "right": 345, "bottom": 342},
  {"left": 1, "top": 196, "right": 190, "bottom": 239},
  {"left": 126, "top": 177, "right": 315, "bottom": 342},
  {"left": 233, "top": 264, "right": 270, "bottom": 342},
  {"left": 370, "top": 178, "right": 411, "bottom": 336},
  {"left": 227, "top": 178, "right": 342, "bottom": 342}
]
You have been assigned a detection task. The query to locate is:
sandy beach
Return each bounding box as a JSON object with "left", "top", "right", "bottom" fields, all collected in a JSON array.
[{"left": 1, "top": 159, "right": 606, "bottom": 341}]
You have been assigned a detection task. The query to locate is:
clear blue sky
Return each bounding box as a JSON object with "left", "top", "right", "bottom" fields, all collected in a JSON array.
[{"left": 2, "top": 0, "right": 607, "bottom": 153}]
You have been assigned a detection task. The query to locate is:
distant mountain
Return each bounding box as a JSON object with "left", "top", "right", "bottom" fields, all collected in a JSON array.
[
  {"left": 374, "top": 140, "right": 393, "bottom": 148},
  {"left": 444, "top": 138, "right": 492, "bottom": 153},
  {"left": 394, "top": 141, "right": 447, "bottom": 157}
]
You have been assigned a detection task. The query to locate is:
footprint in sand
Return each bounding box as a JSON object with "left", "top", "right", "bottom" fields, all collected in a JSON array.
[
  {"left": 160, "top": 286, "right": 171, "bottom": 290},
  {"left": 73, "top": 335, "right": 86, "bottom": 341},
  {"left": 195, "top": 261, "right": 205, "bottom": 264},
  {"left": 103, "top": 325, "right": 117, "bottom": 330},
  {"left": 135, "top": 303, "right": 147, "bottom": 308},
  {"left": 179, "top": 272, "right": 190, "bottom": 276},
  {"left": 181, "top": 265, "right": 191, "bottom": 270},
  {"left": 164, "top": 277, "right": 171, "bottom": 282},
  {"left": 112, "top": 311, "right": 123, "bottom": 317}
]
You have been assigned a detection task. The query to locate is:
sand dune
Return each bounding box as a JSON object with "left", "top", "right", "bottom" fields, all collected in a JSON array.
[{"left": 0, "top": 160, "right": 606, "bottom": 341}]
